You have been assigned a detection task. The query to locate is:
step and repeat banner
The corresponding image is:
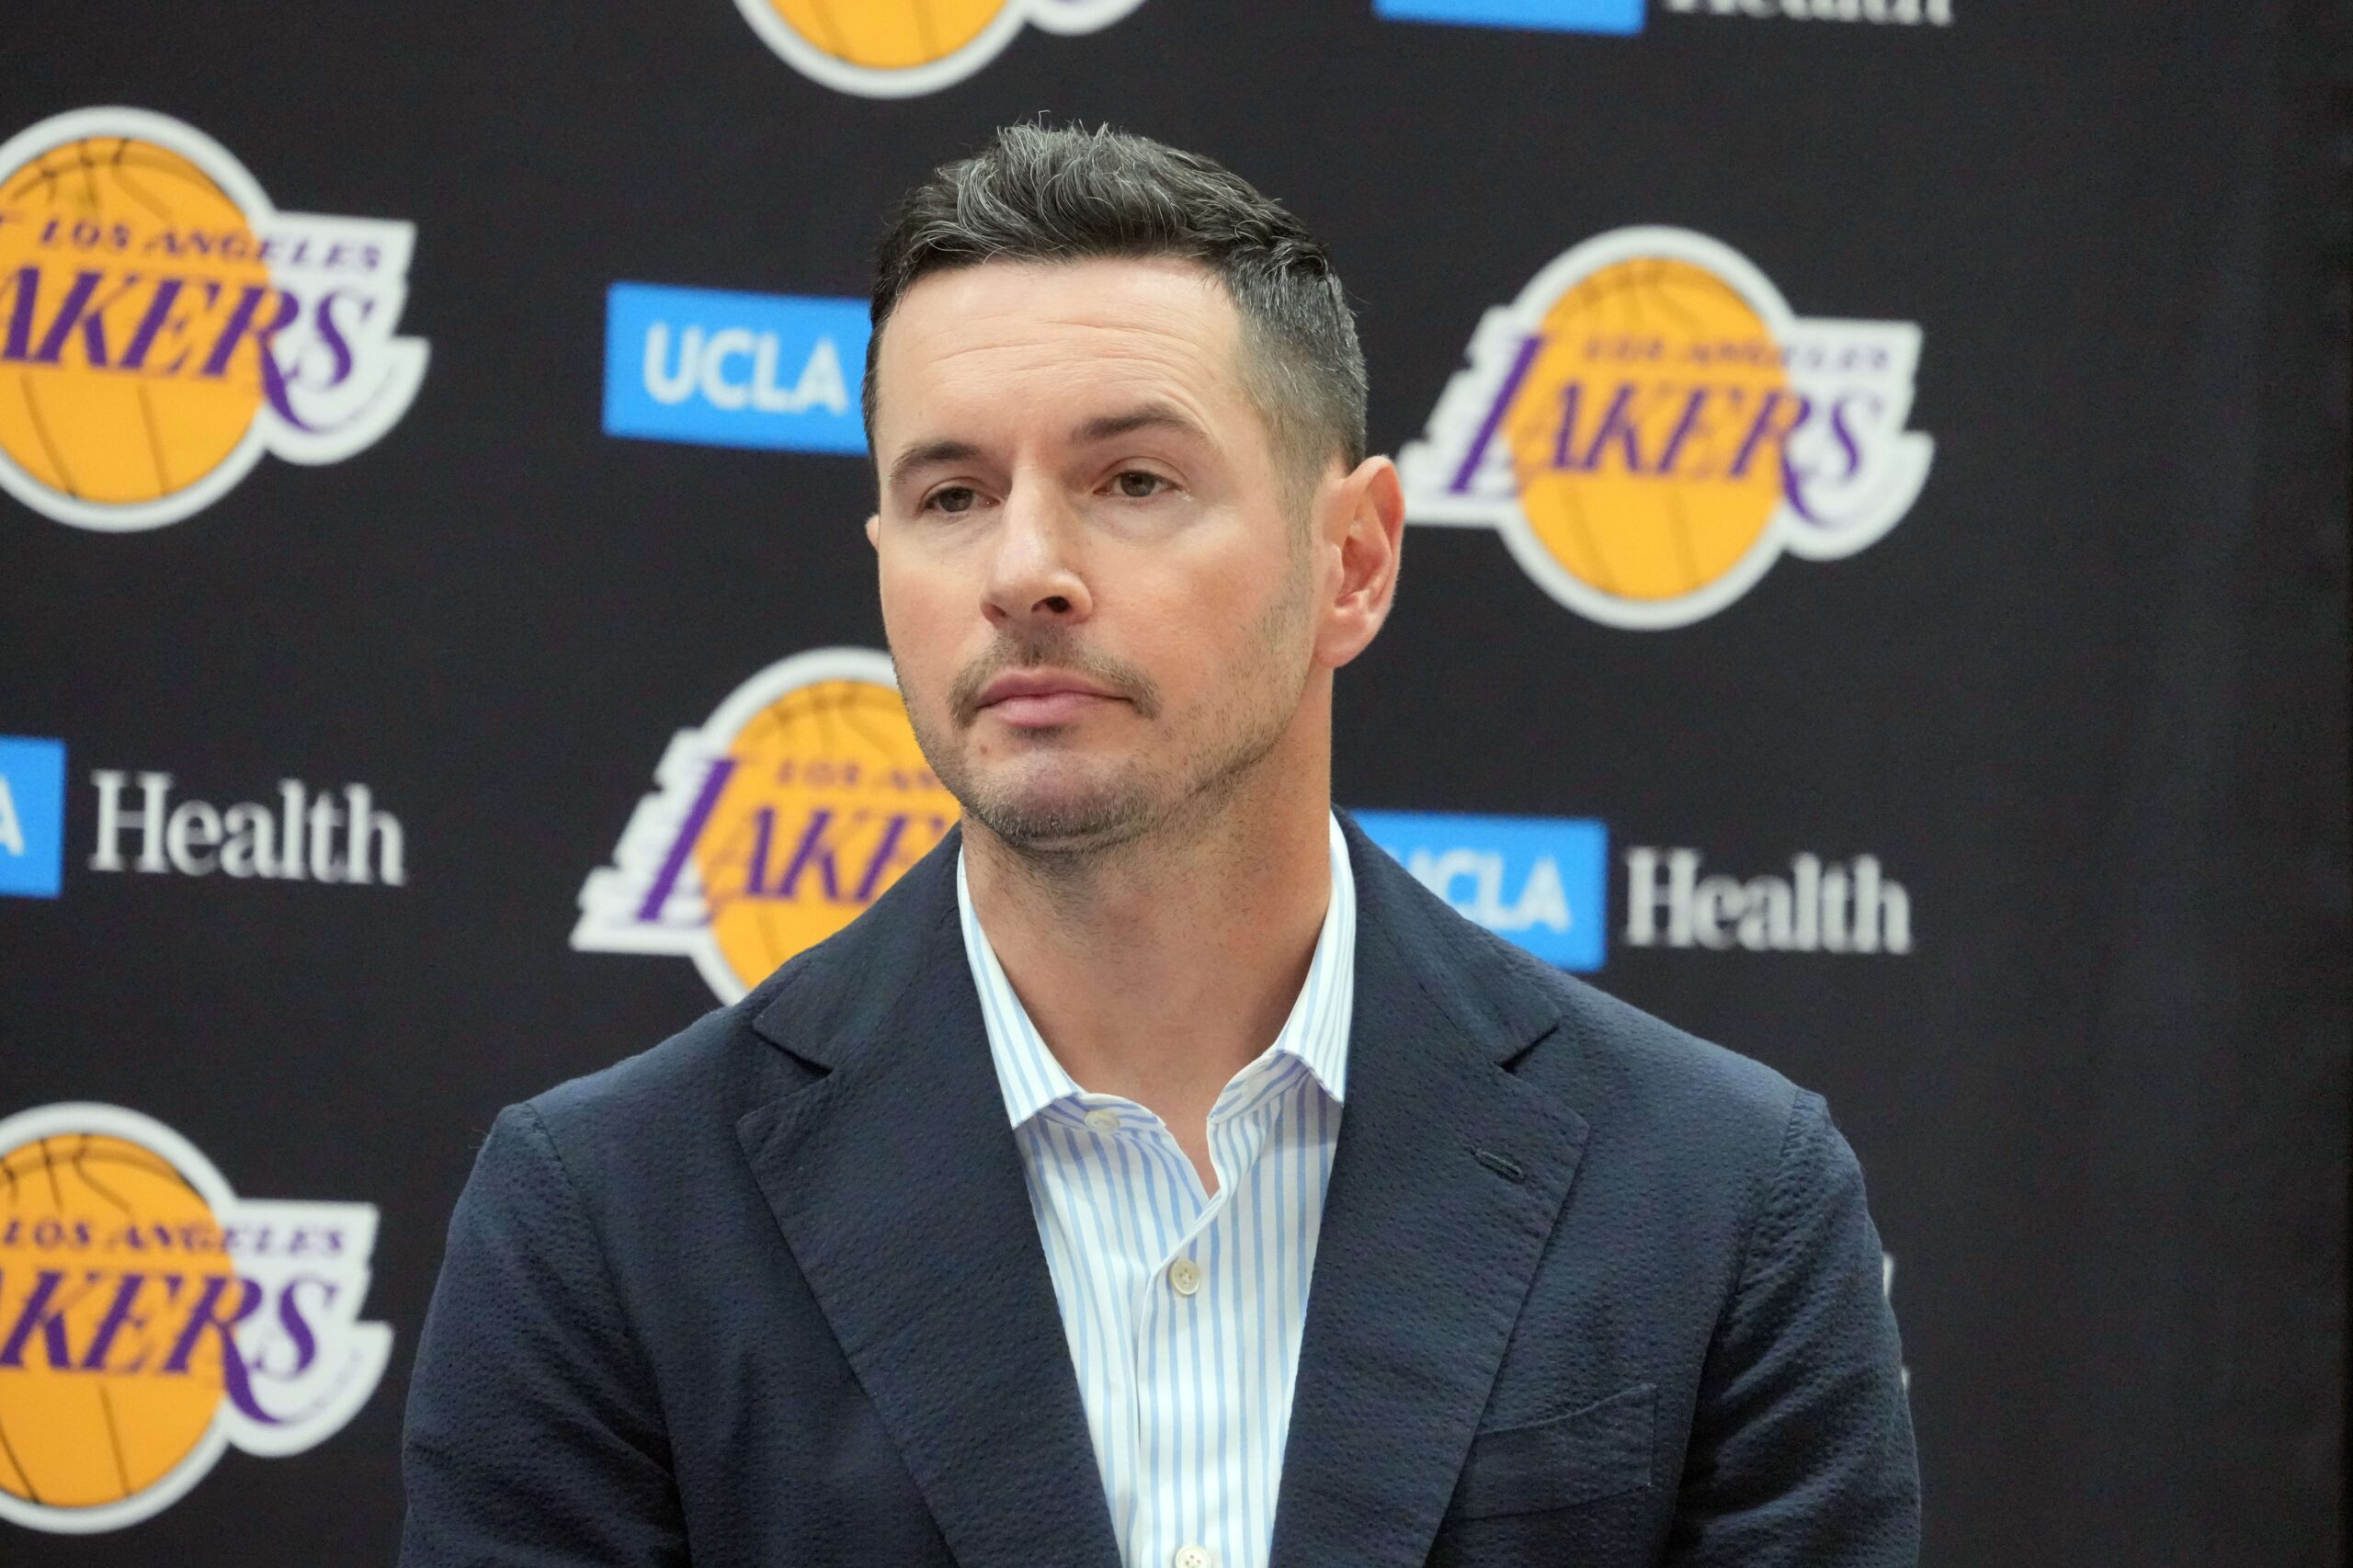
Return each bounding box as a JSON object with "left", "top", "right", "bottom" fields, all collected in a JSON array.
[{"left": 2, "top": 0, "right": 2345, "bottom": 1562}]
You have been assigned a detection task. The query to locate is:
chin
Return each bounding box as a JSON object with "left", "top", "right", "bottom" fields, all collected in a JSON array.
[{"left": 966, "top": 765, "right": 1155, "bottom": 853}]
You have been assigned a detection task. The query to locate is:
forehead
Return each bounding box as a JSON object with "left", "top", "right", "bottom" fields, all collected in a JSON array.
[{"left": 872, "top": 256, "right": 1251, "bottom": 437}]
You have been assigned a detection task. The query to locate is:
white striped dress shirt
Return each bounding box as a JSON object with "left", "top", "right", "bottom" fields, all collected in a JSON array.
[{"left": 955, "top": 814, "right": 1356, "bottom": 1568}]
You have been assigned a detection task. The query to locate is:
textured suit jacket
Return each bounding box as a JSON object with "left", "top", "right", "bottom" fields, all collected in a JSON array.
[{"left": 400, "top": 815, "right": 1919, "bottom": 1567}]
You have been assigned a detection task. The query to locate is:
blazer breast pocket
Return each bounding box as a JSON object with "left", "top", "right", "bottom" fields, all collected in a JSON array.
[{"left": 1449, "top": 1382, "right": 1655, "bottom": 1520}]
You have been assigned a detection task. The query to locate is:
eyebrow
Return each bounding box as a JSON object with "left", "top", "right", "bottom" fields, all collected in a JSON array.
[
  {"left": 884, "top": 405, "right": 1211, "bottom": 490},
  {"left": 1073, "top": 403, "right": 1210, "bottom": 447},
  {"left": 886, "top": 438, "right": 983, "bottom": 489}
]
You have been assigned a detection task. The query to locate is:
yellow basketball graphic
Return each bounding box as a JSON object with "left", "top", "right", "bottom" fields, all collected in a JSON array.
[
  {"left": 1501, "top": 257, "right": 1790, "bottom": 604},
  {"left": 0, "top": 137, "right": 271, "bottom": 508},
  {"left": 0, "top": 1132, "right": 235, "bottom": 1511},
  {"left": 766, "top": 0, "right": 1006, "bottom": 67},
  {"left": 1400, "top": 226, "right": 1934, "bottom": 630},
  {"left": 694, "top": 676, "right": 961, "bottom": 992},
  {"left": 732, "top": 0, "right": 1146, "bottom": 97}
]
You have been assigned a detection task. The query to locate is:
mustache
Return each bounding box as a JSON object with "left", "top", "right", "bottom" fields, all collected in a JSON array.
[{"left": 947, "top": 629, "right": 1164, "bottom": 724}]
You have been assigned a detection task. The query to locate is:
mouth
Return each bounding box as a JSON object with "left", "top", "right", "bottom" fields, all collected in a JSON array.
[{"left": 974, "top": 669, "right": 1127, "bottom": 729}]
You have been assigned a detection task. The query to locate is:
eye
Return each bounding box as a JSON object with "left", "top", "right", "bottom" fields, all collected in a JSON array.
[
  {"left": 1111, "top": 471, "right": 1167, "bottom": 499},
  {"left": 923, "top": 485, "right": 980, "bottom": 515}
]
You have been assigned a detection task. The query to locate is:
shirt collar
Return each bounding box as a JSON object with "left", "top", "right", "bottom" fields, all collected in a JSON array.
[{"left": 958, "top": 812, "right": 1356, "bottom": 1129}]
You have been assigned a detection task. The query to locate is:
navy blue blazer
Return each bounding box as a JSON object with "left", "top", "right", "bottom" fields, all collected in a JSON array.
[{"left": 400, "top": 816, "right": 1918, "bottom": 1567}]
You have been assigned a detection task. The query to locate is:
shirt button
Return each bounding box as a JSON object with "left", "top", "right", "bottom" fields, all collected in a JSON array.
[
  {"left": 1168, "top": 1257, "right": 1202, "bottom": 1297},
  {"left": 1083, "top": 1108, "right": 1120, "bottom": 1133},
  {"left": 1174, "top": 1548, "right": 1214, "bottom": 1568}
]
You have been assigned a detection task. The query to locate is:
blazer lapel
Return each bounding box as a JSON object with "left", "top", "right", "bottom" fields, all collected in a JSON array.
[
  {"left": 734, "top": 833, "right": 1122, "bottom": 1568},
  {"left": 1268, "top": 818, "right": 1593, "bottom": 1568}
]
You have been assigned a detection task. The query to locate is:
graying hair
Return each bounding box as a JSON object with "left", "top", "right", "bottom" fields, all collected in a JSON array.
[{"left": 865, "top": 123, "right": 1368, "bottom": 490}]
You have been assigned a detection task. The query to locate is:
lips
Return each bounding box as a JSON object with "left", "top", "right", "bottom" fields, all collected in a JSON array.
[{"left": 975, "top": 669, "right": 1124, "bottom": 728}]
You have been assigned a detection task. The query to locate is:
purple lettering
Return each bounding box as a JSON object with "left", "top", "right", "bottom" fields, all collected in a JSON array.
[
  {"left": 80, "top": 1271, "right": 154, "bottom": 1372},
  {"left": 852, "top": 813, "right": 913, "bottom": 903},
  {"left": 774, "top": 811, "right": 842, "bottom": 903},
  {"left": 0, "top": 1268, "right": 93, "bottom": 1369},
  {"left": 1657, "top": 386, "right": 1740, "bottom": 477},
  {"left": 1828, "top": 393, "right": 1872, "bottom": 480},
  {"left": 1782, "top": 392, "right": 1875, "bottom": 524},
  {"left": 28, "top": 268, "right": 145, "bottom": 367},
  {"left": 310, "top": 290, "right": 365, "bottom": 391},
  {"left": 272, "top": 1277, "right": 330, "bottom": 1379},
  {"left": 634, "top": 757, "right": 736, "bottom": 924},
  {"left": 1729, "top": 389, "right": 1809, "bottom": 480},
  {"left": 119, "top": 277, "right": 188, "bottom": 372},
  {"left": 1448, "top": 334, "right": 1545, "bottom": 494},
  {"left": 1549, "top": 381, "right": 1586, "bottom": 471},
  {"left": 743, "top": 805, "right": 778, "bottom": 900},
  {"left": 199, "top": 284, "right": 299, "bottom": 380},
  {"left": 0, "top": 266, "right": 40, "bottom": 359},
  {"left": 1577, "top": 383, "right": 1647, "bottom": 473},
  {"left": 163, "top": 1273, "right": 278, "bottom": 1424}
]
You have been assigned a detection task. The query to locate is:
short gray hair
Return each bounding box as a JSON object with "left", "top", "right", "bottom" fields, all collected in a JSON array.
[{"left": 866, "top": 123, "right": 1367, "bottom": 489}]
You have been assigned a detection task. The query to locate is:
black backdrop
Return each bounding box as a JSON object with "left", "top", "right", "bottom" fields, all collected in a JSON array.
[{"left": 2, "top": 0, "right": 2347, "bottom": 1562}]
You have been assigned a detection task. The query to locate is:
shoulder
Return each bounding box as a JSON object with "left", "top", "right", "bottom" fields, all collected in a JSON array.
[
  {"left": 458, "top": 997, "right": 779, "bottom": 1217},
  {"left": 1351, "top": 825, "right": 1810, "bottom": 1195},
  {"left": 530, "top": 996, "right": 767, "bottom": 1134},
  {"left": 1463, "top": 938, "right": 1810, "bottom": 1219},
  {"left": 1461, "top": 927, "right": 1845, "bottom": 1301},
  {"left": 1534, "top": 960, "right": 1803, "bottom": 1150},
  {"left": 503, "top": 835, "right": 961, "bottom": 1188},
  {"left": 1346, "top": 819, "right": 1803, "bottom": 1151}
]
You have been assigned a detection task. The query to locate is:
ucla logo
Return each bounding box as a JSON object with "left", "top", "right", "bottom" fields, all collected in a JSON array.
[
  {"left": 1355, "top": 810, "right": 1608, "bottom": 971},
  {"left": 1376, "top": 0, "right": 1646, "bottom": 36},
  {"left": 603, "top": 283, "right": 867, "bottom": 455},
  {"left": 0, "top": 109, "right": 426, "bottom": 533},
  {"left": 0, "top": 1104, "right": 389, "bottom": 1534},
  {"left": 732, "top": 0, "right": 1149, "bottom": 97},
  {"left": 574, "top": 649, "right": 961, "bottom": 1002},
  {"left": 1400, "top": 227, "right": 1931, "bottom": 629},
  {"left": 0, "top": 736, "right": 65, "bottom": 899}
]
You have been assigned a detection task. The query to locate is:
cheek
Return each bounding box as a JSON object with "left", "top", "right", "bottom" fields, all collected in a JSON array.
[
  {"left": 881, "top": 563, "right": 1006, "bottom": 723},
  {"left": 878, "top": 559, "right": 955, "bottom": 653},
  {"left": 1203, "top": 543, "right": 1302, "bottom": 642},
  {"left": 1133, "top": 562, "right": 1289, "bottom": 690}
]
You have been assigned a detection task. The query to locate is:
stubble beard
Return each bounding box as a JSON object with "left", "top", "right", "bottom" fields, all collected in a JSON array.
[{"left": 901, "top": 562, "right": 1315, "bottom": 869}]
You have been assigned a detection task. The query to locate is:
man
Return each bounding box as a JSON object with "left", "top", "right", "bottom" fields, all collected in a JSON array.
[{"left": 401, "top": 125, "right": 1918, "bottom": 1568}]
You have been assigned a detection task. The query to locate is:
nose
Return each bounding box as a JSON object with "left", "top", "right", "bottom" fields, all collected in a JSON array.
[{"left": 982, "top": 480, "right": 1092, "bottom": 631}]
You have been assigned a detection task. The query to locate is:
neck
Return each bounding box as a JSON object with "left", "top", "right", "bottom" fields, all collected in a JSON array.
[{"left": 961, "top": 717, "right": 1335, "bottom": 1137}]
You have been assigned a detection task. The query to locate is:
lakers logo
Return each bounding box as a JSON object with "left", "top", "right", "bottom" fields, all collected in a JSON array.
[
  {"left": 1400, "top": 228, "right": 1932, "bottom": 629},
  {"left": 0, "top": 1104, "right": 389, "bottom": 1534},
  {"left": 573, "top": 648, "right": 960, "bottom": 1002},
  {"left": 731, "top": 0, "right": 1148, "bottom": 97},
  {"left": 0, "top": 108, "right": 426, "bottom": 532}
]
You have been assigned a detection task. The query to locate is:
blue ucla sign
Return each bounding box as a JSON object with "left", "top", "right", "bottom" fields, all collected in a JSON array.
[
  {"left": 603, "top": 283, "right": 870, "bottom": 454},
  {"left": 1373, "top": 0, "right": 1646, "bottom": 36},
  {"left": 1352, "top": 809, "right": 1609, "bottom": 971},
  {"left": 0, "top": 735, "right": 66, "bottom": 899}
]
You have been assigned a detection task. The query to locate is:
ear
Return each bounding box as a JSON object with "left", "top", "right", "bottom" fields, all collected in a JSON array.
[
  {"left": 1315, "top": 456, "right": 1404, "bottom": 670},
  {"left": 864, "top": 514, "right": 881, "bottom": 551}
]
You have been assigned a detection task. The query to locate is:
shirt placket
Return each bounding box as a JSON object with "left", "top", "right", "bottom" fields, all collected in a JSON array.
[{"left": 1126, "top": 1066, "right": 1286, "bottom": 1568}]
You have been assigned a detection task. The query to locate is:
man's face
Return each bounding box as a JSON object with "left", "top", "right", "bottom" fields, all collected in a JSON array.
[{"left": 867, "top": 257, "right": 1324, "bottom": 854}]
